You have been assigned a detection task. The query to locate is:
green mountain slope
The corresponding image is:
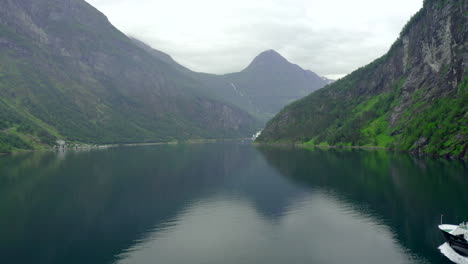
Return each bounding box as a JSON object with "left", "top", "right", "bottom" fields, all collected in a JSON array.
[
  {"left": 257, "top": 0, "right": 467, "bottom": 159},
  {"left": 0, "top": 0, "right": 258, "bottom": 152}
]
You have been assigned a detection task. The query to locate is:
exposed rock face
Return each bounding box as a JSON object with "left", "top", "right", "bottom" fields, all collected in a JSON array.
[
  {"left": 0, "top": 0, "right": 258, "bottom": 148},
  {"left": 258, "top": 0, "right": 467, "bottom": 159}
]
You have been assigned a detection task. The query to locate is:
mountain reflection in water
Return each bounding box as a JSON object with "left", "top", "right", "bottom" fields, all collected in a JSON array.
[{"left": 0, "top": 143, "right": 466, "bottom": 264}]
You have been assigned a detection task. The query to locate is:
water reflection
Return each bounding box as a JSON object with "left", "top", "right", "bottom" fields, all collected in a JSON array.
[
  {"left": 257, "top": 146, "right": 468, "bottom": 263},
  {"left": 117, "top": 192, "right": 418, "bottom": 264},
  {"left": 0, "top": 144, "right": 466, "bottom": 264}
]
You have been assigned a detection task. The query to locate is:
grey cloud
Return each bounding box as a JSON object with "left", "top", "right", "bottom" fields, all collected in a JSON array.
[{"left": 85, "top": 0, "right": 423, "bottom": 79}]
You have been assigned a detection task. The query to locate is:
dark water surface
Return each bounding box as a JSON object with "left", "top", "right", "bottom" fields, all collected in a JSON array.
[{"left": 0, "top": 143, "right": 466, "bottom": 264}]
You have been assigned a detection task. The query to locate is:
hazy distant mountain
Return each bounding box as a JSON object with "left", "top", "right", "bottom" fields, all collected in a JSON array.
[
  {"left": 0, "top": 0, "right": 258, "bottom": 152},
  {"left": 181, "top": 49, "right": 331, "bottom": 122},
  {"left": 258, "top": 0, "right": 467, "bottom": 159},
  {"left": 132, "top": 40, "right": 331, "bottom": 122},
  {"left": 224, "top": 50, "right": 331, "bottom": 119}
]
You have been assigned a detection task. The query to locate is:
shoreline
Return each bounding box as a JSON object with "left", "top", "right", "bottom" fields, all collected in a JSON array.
[
  {"left": 112, "top": 138, "right": 252, "bottom": 147},
  {"left": 301, "top": 144, "right": 397, "bottom": 151},
  {"left": 0, "top": 138, "right": 253, "bottom": 156},
  {"left": 254, "top": 142, "right": 398, "bottom": 151},
  {"left": 2, "top": 139, "right": 464, "bottom": 161},
  {"left": 254, "top": 142, "right": 466, "bottom": 161}
]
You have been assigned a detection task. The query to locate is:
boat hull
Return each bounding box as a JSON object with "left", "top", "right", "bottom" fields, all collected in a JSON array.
[{"left": 441, "top": 230, "right": 468, "bottom": 257}]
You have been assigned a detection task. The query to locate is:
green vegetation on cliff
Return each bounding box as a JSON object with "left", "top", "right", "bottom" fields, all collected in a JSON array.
[{"left": 257, "top": 0, "right": 467, "bottom": 159}]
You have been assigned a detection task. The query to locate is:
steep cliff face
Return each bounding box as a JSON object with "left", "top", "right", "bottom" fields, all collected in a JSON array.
[
  {"left": 0, "top": 0, "right": 257, "bottom": 152},
  {"left": 258, "top": 0, "right": 467, "bottom": 159}
]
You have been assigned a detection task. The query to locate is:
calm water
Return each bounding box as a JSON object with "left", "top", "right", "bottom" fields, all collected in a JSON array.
[{"left": 0, "top": 143, "right": 466, "bottom": 264}]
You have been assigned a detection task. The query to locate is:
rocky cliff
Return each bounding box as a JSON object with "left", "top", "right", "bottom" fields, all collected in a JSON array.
[{"left": 258, "top": 0, "right": 467, "bottom": 159}]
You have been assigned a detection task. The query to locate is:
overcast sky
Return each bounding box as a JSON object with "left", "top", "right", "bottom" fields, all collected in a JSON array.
[{"left": 85, "top": 0, "right": 422, "bottom": 79}]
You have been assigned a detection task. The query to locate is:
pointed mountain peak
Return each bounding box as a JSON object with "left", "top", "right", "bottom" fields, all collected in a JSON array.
[
  {"left": 253, "top": 49, "right": 288, "bottom": 63},
  {"left": 257, "top": 49, "right": 283, "bottom": 57},
  {"left": 244, "top": 49, "right": 292, "bottom": 72}
]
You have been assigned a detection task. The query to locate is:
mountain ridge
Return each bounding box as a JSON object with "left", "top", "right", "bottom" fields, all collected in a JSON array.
[
  {"left": 131, "top": 39, "right": 331, "bottom": 122},
  {"left": 0, "top": 0, "right": 259, "bottom": 152}
]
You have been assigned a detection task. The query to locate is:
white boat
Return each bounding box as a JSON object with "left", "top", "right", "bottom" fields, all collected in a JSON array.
[{"left": 439, "top": 222, "right": 468, "bottom": 256}]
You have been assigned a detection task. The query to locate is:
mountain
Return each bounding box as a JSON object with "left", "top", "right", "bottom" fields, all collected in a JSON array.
[
  {"left": 189, "top": 49, "right": 331, "bottom": 122},
  {"left": 129, "top": 37, "right": 190, "bottom": 73},
  {"left": 226, "top": 50, "right": 331, "bottom": 118},
  {"left": 257, "top": 0, "right": 467, "bottom": 159},
  {"left": 0, "top": 0, "right": 258, "bottom": 152},
  {"left": 130, "top": 36, "right": 331, "bottom": 122},
  {"left": 130, "top": 42, "right": 331, "bottom": 122}
]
